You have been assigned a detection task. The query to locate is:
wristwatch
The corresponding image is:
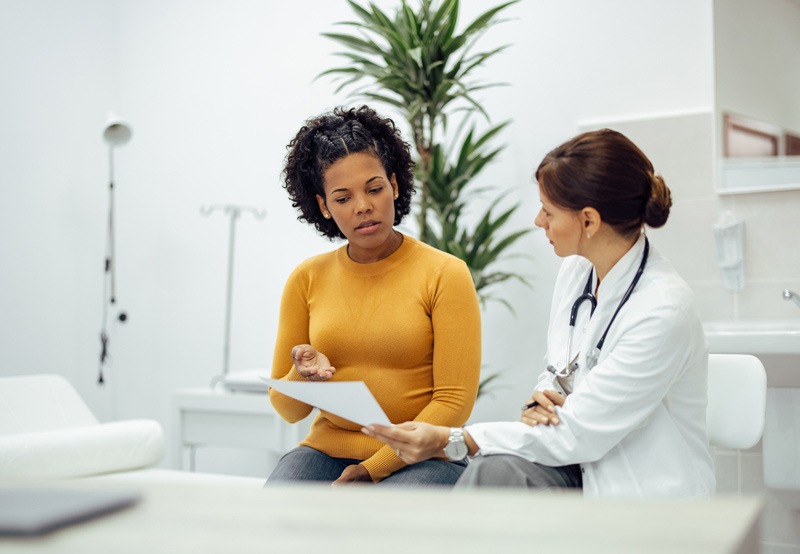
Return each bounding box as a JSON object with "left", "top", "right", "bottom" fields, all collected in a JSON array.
[{"left": 443, "top": 427, "right": 469, "bottom": 461}]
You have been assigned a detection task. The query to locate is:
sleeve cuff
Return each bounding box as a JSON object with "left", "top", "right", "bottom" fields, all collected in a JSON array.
[{"left": 360, "top": 446, "right": 407, "bottom": 482}]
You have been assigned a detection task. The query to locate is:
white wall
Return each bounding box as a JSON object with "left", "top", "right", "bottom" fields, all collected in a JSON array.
[
  {"left": 107, "top": 0, "right": 352, "bottom": 428},
  {"left": 0, "top": 0, "right": 119, "bottom": 416},
  {"left": 714, "top": 0, "right": 800, "bottom": 133},
  {"left": 0, "top": 0, "right": 715, "bottom": 473}
]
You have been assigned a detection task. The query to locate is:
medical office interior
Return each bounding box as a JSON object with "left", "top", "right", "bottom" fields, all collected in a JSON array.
[{"left": 1, "top": 0, "right": 799, "bottom": 551}]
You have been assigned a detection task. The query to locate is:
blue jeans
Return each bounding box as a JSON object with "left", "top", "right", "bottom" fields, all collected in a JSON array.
[{"left": 265, "top": 446, "right": 467, "bottom": 487}]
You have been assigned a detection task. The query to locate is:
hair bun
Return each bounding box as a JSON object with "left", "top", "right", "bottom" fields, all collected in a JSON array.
[{"left": 644, "top": 174, "right": 671, "bottom": 228}]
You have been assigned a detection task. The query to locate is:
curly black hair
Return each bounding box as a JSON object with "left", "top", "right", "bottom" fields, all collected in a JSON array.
[{"left": 283, "top": 105, "right": 416, "bottom": 240}]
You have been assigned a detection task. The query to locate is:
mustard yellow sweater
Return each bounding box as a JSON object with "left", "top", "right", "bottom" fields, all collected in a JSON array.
[{"left": 269, "top": 234, "right": 481, "bottom": 481}]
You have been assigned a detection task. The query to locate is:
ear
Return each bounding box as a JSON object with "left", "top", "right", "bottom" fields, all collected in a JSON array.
[
  {"left": 580, "top": 207, "right": 602, "bottom": 237},
  {"left": 316, "top": 194, "right": 329, "bottom": 219},
  {"left": 390, "top": 174, "right": 399, "bottom": 198}
]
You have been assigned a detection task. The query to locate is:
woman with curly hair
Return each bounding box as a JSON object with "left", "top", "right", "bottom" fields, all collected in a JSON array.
[{"left": 265, "top": 106, "right": 481, "bottom": 486}]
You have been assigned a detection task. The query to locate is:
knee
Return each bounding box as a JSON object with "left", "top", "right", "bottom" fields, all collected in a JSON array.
[
  {"left": 266, "top": 446, "right": 327, "bottom": 484},
  {"left": 457, "top": 455, "right": 521, "bottom": 488}
]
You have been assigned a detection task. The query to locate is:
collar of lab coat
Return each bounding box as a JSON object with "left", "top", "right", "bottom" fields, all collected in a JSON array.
[{"left": 591, "top": 233, "right": 647, "bottom": 302}]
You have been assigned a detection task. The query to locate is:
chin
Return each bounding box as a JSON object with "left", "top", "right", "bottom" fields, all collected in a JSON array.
[{"left": 349, "top": 229, "right": 387, "bottom": 245}]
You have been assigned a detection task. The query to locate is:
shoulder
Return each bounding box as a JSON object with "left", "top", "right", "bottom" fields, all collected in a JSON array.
[
  {"left": 286, "top": 246, "right": 343, "bottom": 282},
  {"left": 396, "top": 236, "right": 475, "bottom": 297},
  {"left": 402, "top": 235, "right": 460, "bottom": 263},
  {"left": 622, "top": 243, "right": 704, "bottom": 347},
  {"left": 557, "top": 254, "right": 592, "bottom": 282},
  {"left": 605, "top": 244, "right": 706, "bottom": 361},
  {"left": 402, "top": 235, "right": 470, "bottom": 275},
  {"left": 638, "top": 243, "right": 695, "bottom": 316}
]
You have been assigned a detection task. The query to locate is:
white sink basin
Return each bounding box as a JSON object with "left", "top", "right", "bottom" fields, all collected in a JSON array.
[
  {"left": 703, "top": 318, "right": 800, "bottom": 386},
  {"left": 705, "top": 319, "right": 800, "bottom": 501},
  {"left": 703, "top": 319, "right": 800, "bottom": 354}
]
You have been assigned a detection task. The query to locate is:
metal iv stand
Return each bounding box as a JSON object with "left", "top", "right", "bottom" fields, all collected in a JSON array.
[
  {"left": 200, "top": 205, "right": 266, "bottom": 388},
  {"left": 98, "top": 114, "right": 132, "bottom": 386}
]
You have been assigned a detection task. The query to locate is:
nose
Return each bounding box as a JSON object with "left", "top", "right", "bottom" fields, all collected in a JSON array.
[
  {"left": 534, "top": 208, "right": 546, "bottom": 229},
  {"left": 355, "top": 193, "right": 372, "bottom": 215}
]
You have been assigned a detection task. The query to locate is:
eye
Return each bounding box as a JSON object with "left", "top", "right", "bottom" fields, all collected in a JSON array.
[
  {"left": 369, "top": 186, "right": 383, "bottom": 194},
  {"left": 334, "top": 196, "right": 349, "bottom": 204}
]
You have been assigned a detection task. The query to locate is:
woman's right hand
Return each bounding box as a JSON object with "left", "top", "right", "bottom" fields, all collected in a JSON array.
[
  {"left": 291, "top": 344, "right": 335, "bottom": 381},
  {"left": 362, "top": 421, "right": 451, "bottom": 465},
  {"left": 521, "top": 390, "right": 565, "bottom": 427}
]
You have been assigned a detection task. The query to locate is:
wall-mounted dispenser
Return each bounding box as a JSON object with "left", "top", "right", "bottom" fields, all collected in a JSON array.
[{"left": 713, "top": 211, "right": 745, "bottom": 291}]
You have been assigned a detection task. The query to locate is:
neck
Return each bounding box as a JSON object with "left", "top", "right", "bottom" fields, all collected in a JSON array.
[
  {"left": 586, "top": 233, "right": 639, "bottom": 284},
  {"left": 347, "top": 230, "right": 403, "bottom": 264}
]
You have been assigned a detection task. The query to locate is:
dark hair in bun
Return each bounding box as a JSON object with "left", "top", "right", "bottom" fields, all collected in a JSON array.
[{"left": 536, "top": 129, "right": 672, "bottom": 238}]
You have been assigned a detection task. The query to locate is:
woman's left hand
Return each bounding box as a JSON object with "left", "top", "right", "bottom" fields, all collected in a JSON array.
[
  {"left": 331, "top": 464, "right": 372, "bottom": 486},
  {"left": 521, "top": 389, "right": 565, "bottom": 427},
  {"left": 362, "top": 422, "right": 449, "bottom": 465}
]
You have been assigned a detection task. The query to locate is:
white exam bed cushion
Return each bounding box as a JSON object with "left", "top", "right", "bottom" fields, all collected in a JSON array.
[{"left": 0, "top": 419, "right": 164, "bottom": 480}]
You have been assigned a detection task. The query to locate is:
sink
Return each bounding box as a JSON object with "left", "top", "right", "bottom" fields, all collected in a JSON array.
[
  {"left": 703, "top": 318, "right": 800, "bottom": 386},
  {"left": 703, "top": 318, "right": 800, "bottom": 355},
  {"left": 705, "top": 318, "right": 800, "bottom": 502}
]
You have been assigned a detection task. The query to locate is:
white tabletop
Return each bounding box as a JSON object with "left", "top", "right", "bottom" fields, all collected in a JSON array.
[
  {"left": 173, "top": 387, "right": 276, "bottom": 413},
  {"left": 1, "top": 480, "right": 761, "bottom": 554}
]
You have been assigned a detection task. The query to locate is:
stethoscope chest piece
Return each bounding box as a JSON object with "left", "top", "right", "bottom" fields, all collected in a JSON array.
[
  {"left": 547, "top": 353, "right": 580, "bottom": 378},
  {"left": 585, "top": 347, "right": 600, "bottom": 371}
]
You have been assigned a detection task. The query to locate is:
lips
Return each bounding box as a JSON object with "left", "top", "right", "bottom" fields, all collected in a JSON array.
[{"left": 355, "top": 220, "right": 380, "bottom": 234}]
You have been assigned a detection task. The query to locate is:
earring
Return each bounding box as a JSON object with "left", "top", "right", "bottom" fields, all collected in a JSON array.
[
  {"left": 393, "top": 193, "right": 399, "bottom": 200},
  {"left": 586, "top": 233, "right": 591, "bottom": 239},
  {"left": 323, "top": 213, "right": 331, "bottom": 219}
]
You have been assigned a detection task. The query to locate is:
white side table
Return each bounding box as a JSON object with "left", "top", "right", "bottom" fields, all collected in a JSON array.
[{"left": 171, "top": 387, "right": 309, "bottom": 471}]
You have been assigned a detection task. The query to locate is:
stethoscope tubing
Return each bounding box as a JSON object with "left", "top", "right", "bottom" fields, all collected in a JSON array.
[
  {"left": 557, "top": 237, "right": 650, "bottom": 377},
  {"left": 595, "top": 237, "right": 649, "bottom": 352}
]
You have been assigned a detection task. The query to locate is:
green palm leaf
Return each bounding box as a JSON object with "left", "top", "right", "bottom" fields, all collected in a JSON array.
[{"left": 320, "top": 0, "right": 525, "bottom": 395}]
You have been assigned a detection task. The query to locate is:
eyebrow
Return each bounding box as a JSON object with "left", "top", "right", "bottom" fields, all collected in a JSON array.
[{"left": 330, "top": 175, "right": 384, "bottom": 194}]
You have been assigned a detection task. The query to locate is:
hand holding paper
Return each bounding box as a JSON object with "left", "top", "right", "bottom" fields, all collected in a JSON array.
[{"left": 262, "top": 378, "right": 392, "bottom": 427}]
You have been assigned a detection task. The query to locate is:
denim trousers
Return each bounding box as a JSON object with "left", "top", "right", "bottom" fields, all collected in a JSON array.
[{"left": 265, "top": 446, "right": 468, "bottom": 487}]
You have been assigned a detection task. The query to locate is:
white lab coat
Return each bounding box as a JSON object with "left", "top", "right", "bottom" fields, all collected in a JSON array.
[{"left": 467, "top": 235, "right": 716, "bottom": 499}]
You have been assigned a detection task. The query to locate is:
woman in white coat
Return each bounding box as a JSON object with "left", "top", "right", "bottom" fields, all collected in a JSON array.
[{"left": 363, "top": 129, "right": 716, "bottom": 499}]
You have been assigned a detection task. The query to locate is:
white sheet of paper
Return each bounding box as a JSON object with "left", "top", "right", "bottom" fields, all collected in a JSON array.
[{"left": 261, "top": 378, "right": 392, "bottom": 427}]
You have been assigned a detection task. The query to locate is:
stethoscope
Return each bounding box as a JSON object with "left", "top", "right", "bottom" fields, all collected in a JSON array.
[{"left": 547, "top": 237, "right": 650, "bottom": 378}]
